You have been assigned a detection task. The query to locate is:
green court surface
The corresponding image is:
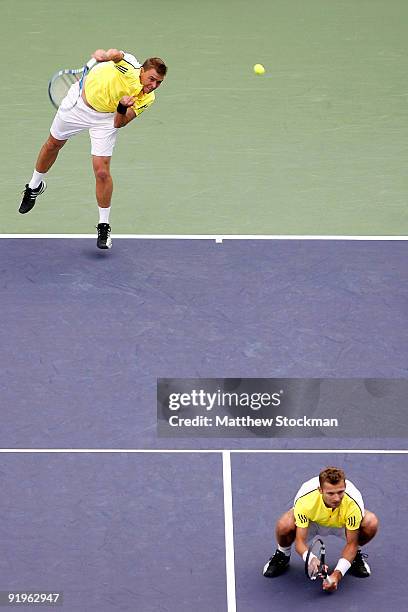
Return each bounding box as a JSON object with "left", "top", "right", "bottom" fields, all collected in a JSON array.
[{"left": 2, "top": 0, "right": 407, "bottom": 235}]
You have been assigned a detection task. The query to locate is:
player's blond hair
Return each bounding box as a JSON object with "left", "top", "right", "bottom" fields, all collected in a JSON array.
[{"left": 319, "top": 467, "right": 346, "bottom": 487}]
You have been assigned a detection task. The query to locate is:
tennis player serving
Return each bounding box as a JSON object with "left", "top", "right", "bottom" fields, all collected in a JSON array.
[
  {"left": 263, "top": 467, "right": 378, "bottom": 592},
  {"left": 19, "top": 49, "right": 167, "bottom": 249}
]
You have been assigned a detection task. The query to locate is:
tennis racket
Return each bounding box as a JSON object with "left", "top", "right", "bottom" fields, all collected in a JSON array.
[
  {"left": 305, "top": 537, "right": 332, "bottom": 584},
  {"left": 48, "top": 57, "right": 97, "bottom": 110}
]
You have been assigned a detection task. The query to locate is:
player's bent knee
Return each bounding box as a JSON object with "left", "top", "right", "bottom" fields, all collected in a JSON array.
[
  {"left": 276, "top": 511, "right": 296, "bottom": 537},
  {"left": 46, "top": 135, "right": 66, "bottom": 151},
  {"left": 364, "top": 511, "right": 379, "bottom": 533},
  {"left": 360, "top": 511, "right": 379, "bottom": 540}
]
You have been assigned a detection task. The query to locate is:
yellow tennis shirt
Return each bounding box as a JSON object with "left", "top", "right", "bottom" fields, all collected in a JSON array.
[
  {"left": 293, "top": 477, "right": 364, "bottom": 530},
  {"left": 84, "top": 59, "right": 155, "bottom": 116}
]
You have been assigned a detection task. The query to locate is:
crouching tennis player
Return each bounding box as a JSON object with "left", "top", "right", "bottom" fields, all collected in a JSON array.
[
  {"left": 19, "top": 48, "right": 167, "bottom": 249},
  {"left": 263, "top": 467, "right": 378, "bottom": 592}
]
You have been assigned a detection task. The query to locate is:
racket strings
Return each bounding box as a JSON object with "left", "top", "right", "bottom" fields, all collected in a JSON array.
[
  {"left": 308, "top": 556, "right": 320, "bottom": 579},
  {"left": 49, "top": 72, "right": 81, "bottom": 108},
  {"left": 48, "top": 60, "right": 95, "bottom": 110},
  {"left": 306, "top": 538, "right": 325, "bottom": 580}
]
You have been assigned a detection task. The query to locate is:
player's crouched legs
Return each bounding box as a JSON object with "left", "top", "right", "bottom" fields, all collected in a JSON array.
[
  {"left": 263, "top": 510, "right": 295, "bottom": 578},
  {"left": 350, "top": 511, "right": 379, "bottom": 578}
]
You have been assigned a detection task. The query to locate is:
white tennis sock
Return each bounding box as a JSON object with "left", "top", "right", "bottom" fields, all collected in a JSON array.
[
  {"left": 29, "top": 170, "right": 46, "bottom": 189},
  {"left": 98, "top": 206, "right": 111, "bottom": 224},
  {"left": 278, "top": 545, "right": 292, "bottom": 557}
]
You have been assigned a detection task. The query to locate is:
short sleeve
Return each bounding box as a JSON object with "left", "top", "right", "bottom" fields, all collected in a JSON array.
[
  {"left": 294, "top": 502, "right": 309, "bottom": 528},
  {"left": 345, "top": 509, "right": 362, "bottom": 530}
]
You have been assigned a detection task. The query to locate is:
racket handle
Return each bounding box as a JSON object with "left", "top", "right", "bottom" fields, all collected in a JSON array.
[{"left": 324, "top": 575, "right": 333, "bottom": 585}]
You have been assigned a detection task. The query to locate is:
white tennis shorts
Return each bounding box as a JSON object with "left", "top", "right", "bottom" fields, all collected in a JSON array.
[
  {"left": 50, "top": 82, "right": 117, "bottom": 157},
  {"left": 307, "top": 522, "right": 346, "bottom": 540}
]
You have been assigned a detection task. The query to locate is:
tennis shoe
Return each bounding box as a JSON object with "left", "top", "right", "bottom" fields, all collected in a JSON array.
[
  {"left": 96, "top": 223, "right": 112, "bottom": 249},
  {"left": 19, "top": 181, "right": 47, "bottom": 214},
  {"left": 263, "top": 550, "right": 290, "bottom": 578},
  {"left": 349, "top": 550, "right": 371, "bottom": 578}
]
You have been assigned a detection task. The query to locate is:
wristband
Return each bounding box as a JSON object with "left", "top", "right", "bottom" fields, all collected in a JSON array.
[
  {"left": 116, "top": 102, "right": 127, "bottom": 115},
  {"left": 334, "top": 558, "right": 351, "bottom": 576}
]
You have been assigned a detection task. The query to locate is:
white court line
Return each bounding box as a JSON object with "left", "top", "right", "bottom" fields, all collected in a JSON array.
[
  {"left": 222, "top": 450, "right": 237, "bottom": 612},
  {"left": 0, "top": 234, "right": 407, "bottom": 240},
  {"left": 0, "top": 449, "right": 406, "bottom": 453}
]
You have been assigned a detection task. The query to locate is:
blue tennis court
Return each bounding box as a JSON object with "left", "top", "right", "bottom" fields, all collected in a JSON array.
[
  {"left": 1, "top": 238, "right": 407, "bottom": 449},
  {"left": 0, "top": 451, "right": 405, "bottom": 611},
  {"left": 0, "top": 452, "right": 227, "bottom": 612},
  {"left": 232, "top": 451, "right": 407, "bottom": 611}
]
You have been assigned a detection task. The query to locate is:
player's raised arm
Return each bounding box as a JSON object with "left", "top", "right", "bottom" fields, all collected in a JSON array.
[{"left": 92, "top": 49, "right": 124, "bottom": 63}]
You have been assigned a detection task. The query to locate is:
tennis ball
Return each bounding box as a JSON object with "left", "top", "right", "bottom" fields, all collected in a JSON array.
[{"left": 253, "top": 63, "right": 265, "bottom": 75}]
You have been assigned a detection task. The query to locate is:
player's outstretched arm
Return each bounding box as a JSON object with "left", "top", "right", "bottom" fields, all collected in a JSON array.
[{"left": 92, "top": 49, "right": 124, "bottom": 63}]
